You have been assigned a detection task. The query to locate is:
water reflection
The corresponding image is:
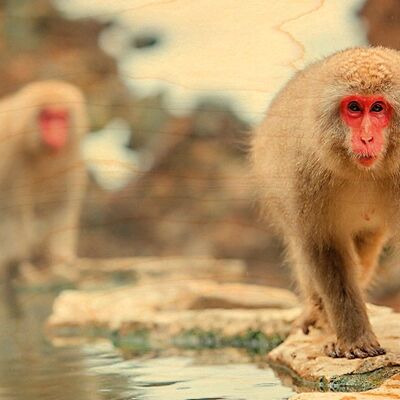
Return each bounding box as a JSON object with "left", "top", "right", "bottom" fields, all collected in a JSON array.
[{"left": 0, "top": 289, "right": 294, "bottom": 400}]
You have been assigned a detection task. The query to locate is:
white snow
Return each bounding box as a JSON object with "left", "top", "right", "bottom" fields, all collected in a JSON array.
[
  {"left": 56, "top": 0, "right": 368, "bottom": 189},
  {"left": 56, "top": 0, "right": 367, "bottom": 124},
  {"left": 82, "top": 119, "right": 139, "bottom": 191}
]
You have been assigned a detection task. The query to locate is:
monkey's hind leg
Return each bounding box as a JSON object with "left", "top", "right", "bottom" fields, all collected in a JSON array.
[
  {"left": 3, "top": 259, "right": 23, "bottom": 317},
  {"left": 288, "top": 243, "right": 330, "bottom": 335},
  {"left": 354, "top": 231, "right": 386, "bottom": 289}
]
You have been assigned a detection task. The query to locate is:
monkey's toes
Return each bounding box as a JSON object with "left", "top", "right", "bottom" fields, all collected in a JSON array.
[{"left": 324, "top": 340, "right": 385, "bottom": 359}]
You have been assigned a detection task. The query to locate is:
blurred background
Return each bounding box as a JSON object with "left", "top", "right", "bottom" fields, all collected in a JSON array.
[{"left": 1, "top": 0, "right": 400, "bottom": 297}]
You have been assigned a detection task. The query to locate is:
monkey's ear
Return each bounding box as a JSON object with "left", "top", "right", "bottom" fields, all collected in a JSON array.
[
  {"left": 7, "top": 95, "right": 41, "bottom": 153},
  {"left": 70, "top": 100, "right": 89, "bottom": 140},
  {"left": 27, "top": 110, "right": 44, "bottom": 153}
]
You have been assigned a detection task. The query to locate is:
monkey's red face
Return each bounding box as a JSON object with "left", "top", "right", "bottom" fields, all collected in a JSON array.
[
  {"left": 38, "top": 107, "right": 70, "bottom": 151},
  {"left": 340, "top": 95, "right": 392, "bottom": 167}
]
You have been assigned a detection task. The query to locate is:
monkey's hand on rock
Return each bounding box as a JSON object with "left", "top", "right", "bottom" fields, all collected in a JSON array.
[
  {"left": 324, "top": 333, "right": 385, "bottom": 359},
  {"left": 293, "top": 311, "right": 319, "bottom": 335},
  {"left": 292, "top": 304, "right": 330, "bottom": 335}
]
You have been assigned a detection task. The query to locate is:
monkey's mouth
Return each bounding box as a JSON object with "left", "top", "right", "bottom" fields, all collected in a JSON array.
[{"left": 356, "top": 155, "right": 377, "bottom": 167}]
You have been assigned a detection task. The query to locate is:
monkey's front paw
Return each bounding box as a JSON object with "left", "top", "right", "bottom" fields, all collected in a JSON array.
[
  {"left": 292, "top": 306, "right": 329, "bottom": 335},
  {"left": 292, "top": 312, "right": 319, "bottom": 335},
  {"left": 324, "top": 336, "right": 385, "bottom": 359}
]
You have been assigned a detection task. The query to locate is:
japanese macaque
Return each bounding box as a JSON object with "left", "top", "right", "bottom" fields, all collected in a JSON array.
[
  {"left": 251, "top": 47, "right": 400, "bottom": 359},
  {"left": 0, "top": 80, "right": 88, "bottom": 279}
]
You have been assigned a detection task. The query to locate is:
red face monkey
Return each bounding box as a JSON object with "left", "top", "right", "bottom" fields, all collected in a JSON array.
[
  {"left": 0, "top": 80, "right": 88, "bottom": 277},
  {"left": 340, "top": 95, "right": 392, "bottom": 167},
  {"left": 38, "top": 107, "right": 71, "bottom": 151},
  {"left": 251, "top": 47, "right": 400, "bottom": 359}
]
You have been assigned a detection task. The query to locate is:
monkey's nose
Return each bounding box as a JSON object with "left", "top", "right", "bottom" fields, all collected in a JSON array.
[{"left": 361, "top": 136, "right": 373, "bottom": 144}]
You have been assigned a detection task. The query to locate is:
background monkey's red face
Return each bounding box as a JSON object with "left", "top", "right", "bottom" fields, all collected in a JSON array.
[
  {"left": 38, "top": 107, "right": 70, "bottom": 151},
  {"left": 340, "top": 95, "right": 392, "bottom": 167}
]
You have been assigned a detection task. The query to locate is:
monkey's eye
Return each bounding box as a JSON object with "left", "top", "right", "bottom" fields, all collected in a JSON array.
[
  {"left": 370, "top": 102, "right": 385, "bottom": 112},
  {"left": 347, "top": 101, "right": 362, "bottom": 112}
]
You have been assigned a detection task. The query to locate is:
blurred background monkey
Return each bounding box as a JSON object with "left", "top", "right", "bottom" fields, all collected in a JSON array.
[{"left": 0, "top": 80, "right": 88, "bottom": 280}]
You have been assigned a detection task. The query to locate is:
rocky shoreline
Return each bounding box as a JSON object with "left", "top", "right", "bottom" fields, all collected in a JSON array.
[{"left": 42, "top": 257, "right": 400, "bottom": 398}]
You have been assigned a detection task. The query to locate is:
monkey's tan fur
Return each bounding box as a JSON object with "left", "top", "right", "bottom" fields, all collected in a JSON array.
[
  {"left": 251, "top": 47, "right": 400, "bottom": 359},
  {"left": 0, "top": 80, "right": 88, "bottom": 277}
]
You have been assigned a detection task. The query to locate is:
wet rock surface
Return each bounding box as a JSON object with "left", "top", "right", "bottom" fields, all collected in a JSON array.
[
  {"left": 113, "top": 307, "right": 299, "bottom": 355},
  {"left": 269, "top": 305, "right": 400, "bottom": 393},
  {"left": 45, "top": 258, "right": 400, "bottom": 395}
]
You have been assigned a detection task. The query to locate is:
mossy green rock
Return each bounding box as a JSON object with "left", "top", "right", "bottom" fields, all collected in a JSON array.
[
  {"left": 109, "top": 308, "right": 298, "bottom": 356},
  {"left": 290, "top": 373, "right": 400, "bottom": 399}
]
